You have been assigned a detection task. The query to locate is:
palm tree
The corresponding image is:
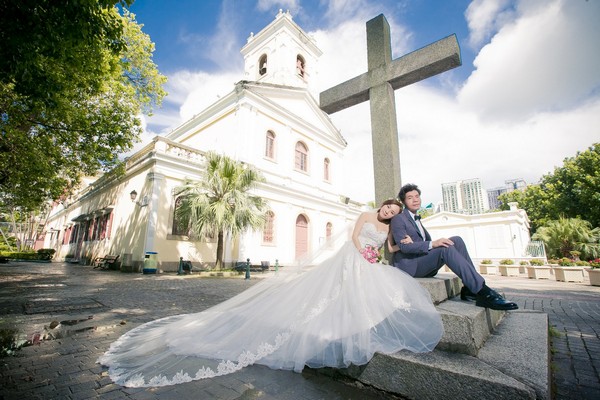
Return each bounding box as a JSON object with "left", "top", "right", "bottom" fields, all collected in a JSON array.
[
  {"left": 175, "top": 152, "right": 269, "bottom": 269},
  {"left": 532, "top": 217, "right": 600, "bottom": 260}
]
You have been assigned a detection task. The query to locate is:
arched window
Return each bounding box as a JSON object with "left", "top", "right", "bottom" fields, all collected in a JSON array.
[
  {"left": 263, "top": 211, "right": 275, "bottom": 243},
  {"left": 172, "top": 196, "right": 188, "bottom": 236},
  {"left": 259, "top": 54, "right": 268, "bottom": 76},
  {"left": 296, "top": 54, "right": 306, "bottom": 78},
  {"left": 326, "top": 222, "right": 333, "bottom": 244},
  {"left": 323, "top": 158, "right": 330, "bottom": 181},
  {"left": 295, "top": 142, "right": 308, "bottom": 172},
  {"left": 265, "top": 130, "right": 275, "bottom": 159}
]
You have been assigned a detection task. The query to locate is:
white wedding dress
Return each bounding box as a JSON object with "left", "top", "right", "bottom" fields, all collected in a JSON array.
[{"left": 98, "top": 222, "right": 443, "bottom": 387}]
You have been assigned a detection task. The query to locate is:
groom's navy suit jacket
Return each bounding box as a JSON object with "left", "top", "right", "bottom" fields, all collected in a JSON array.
[{"left": 390, "top": 208, "right": 432, "bottom": 277}]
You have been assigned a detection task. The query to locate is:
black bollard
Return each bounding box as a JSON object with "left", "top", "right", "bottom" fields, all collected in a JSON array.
[
  {"left": 245, "top": 258, "right": 251, "bottom": 280},
  {"left": 177, "top": 257, "right": 183, "bottom": 275}
]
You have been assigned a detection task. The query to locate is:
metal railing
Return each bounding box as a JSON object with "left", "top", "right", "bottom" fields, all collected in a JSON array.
[{"left": 525, "top": 241, "right": 546, "bottom": 258}]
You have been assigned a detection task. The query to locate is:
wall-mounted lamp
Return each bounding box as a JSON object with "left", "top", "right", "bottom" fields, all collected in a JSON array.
[{"left": 130, "top": 190, "right": 149, "bottom": 207}]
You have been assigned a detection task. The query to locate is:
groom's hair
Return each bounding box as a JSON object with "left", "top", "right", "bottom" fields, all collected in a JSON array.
[{"left": 398, "top": 183, "right": 420, "bottom": 204}]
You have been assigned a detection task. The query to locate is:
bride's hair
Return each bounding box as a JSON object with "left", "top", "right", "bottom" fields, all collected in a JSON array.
[{"left": 377, "top": 199, "right": 403, "bottom": 225}]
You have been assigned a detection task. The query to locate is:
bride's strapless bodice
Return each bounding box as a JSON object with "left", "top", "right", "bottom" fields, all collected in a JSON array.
[{"left": 358, "top": 222, "right": 388, "bottom": 248}]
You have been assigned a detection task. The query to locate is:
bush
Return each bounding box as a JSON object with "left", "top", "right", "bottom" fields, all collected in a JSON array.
[
  {"left": 37, "top": 249, "right": 56, "bottom": 260},
  {"left": 558, "top": 257, "right": 576, "bottom": 266},
  {"left": 499, "top": 259, "right": 515, "bottom": 265},
  {"left": 589, "top": 258, "right": 600, "bottom": 268},
  {"left": 480, "top": 259, "right": 493, "bottom": 264},
  {"left": 520, "top": 261, "right": 529, "bottom": 266},
  {"left": 530, "top": 259, "right": 545, "bottom": 266},
  {"left": 575, "top": 261, "right": 590, "bottom": 266}
]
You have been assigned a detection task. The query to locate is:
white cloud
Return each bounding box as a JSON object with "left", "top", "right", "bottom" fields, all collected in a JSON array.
[
  {"left": 459, "top": 0, "right": 600, "bottom": 122},
  {"left": 465, "top": 0, "right": 513, "bottom": 48},
  {"left": 257, "top": 0, "right": 300, "bottom": 13}
]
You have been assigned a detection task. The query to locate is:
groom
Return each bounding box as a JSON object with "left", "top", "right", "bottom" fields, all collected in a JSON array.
[{"left": 390, "top": 183, "right": 518, "bottom": 311}]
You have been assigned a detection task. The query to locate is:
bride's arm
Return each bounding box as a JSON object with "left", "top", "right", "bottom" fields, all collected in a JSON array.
[{"left": 351, "top": 213, "right": 369, "bottom": 251}]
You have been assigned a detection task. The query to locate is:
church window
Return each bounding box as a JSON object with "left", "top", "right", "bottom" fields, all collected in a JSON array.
[
  {"left": 259, "top": 54, "right": 268, "bottom": 76},
  {"left": 172, "top": 196, "right": 189, "bottom": 236},
  {"left": 265, "top": 130, "right": 276, "bottom": 159},
  {"left": 294, "top": 142, "right": 308, "bottom": 172},
  {"left": 323, "top": 158, "right": 330, "bottom": 181},
  {"left": 263, "top": 211, "right": 275, "bottom": 243},
  {"left": 326, "top": 222, "right": 333, "bottom": 245},
  {"left": 296, "top": 54, "right": 306, "bottom": 78}
]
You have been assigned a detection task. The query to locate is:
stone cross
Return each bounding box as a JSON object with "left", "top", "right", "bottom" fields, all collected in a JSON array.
[{"left": 320, "top": 14, "right": 461, "bottom": 204}]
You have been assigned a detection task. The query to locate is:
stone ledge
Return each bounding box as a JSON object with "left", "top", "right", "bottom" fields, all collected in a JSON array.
[
  {"left": 329, "top": 310, "right": 548, "bottom": 399},
  {"left": 436, "top": 299, "right": 506, "bottom": 356}
]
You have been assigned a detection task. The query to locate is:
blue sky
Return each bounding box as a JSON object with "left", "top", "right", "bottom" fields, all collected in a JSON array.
[{"left": 126, "top": 0, "right": 600, "bottom": 206}]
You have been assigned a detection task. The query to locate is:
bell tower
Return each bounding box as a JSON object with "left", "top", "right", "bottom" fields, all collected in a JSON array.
[{"left": 241, "top": 10, "right": 323, "bottom": 99}]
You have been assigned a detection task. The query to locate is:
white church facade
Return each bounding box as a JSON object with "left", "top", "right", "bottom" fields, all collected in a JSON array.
[
  {"left": 39, "top": 11, "right": 538, "bottom": 271},
  {"left": 41, "top": 11, "right": 364, "bottom": 271}
]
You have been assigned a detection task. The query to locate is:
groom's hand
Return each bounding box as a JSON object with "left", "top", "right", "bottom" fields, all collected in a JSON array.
[{"left": 432, "top": 238, "right": 454, "bottom": 248}]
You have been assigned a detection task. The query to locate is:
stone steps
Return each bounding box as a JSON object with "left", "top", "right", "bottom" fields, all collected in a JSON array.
[{"left": 324, "top": 274, "right": 550, "bottom": 399}]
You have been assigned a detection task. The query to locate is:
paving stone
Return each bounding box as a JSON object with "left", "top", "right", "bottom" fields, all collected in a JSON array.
[{"left": 1, "top": 263, "right": 599, "bottom": 399}]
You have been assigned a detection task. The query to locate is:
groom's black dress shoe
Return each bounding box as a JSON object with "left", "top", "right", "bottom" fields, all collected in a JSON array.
[
  {"left": 475, "top": 289, "right": 519, "bottom": 311},
  {"left": 460, "top": 286, "right": 477, "bottom": 301}
]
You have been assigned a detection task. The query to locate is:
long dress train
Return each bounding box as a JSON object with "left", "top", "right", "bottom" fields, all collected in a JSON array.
[{"left": 98, "top": 222, "right": 443, "bottom": 387}]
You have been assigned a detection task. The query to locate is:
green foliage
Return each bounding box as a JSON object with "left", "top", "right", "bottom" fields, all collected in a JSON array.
[
  {"left": 175, "top": 152, "right": 269, "bottom": 269},
  {"left": 530, "top": 259, "right": 545, "bottom": 266},
  {"left": 2, "top": 252, "right": 38, "bottom": 260},
  {"left": 0, "top": 2, "right": 166, "bottom": 210},
  {"left": 480, "top": 259, "right": 492, "bottom": 264},
  {"left": 499, "top": 259, "right": 514, "bottom": 265},
  {"left": 532, "top": 217, "right": 600, "bottom": 260},
  {"left": 520, "top": 261, "right": 529, "bottom": 266},
  {"left": 37, "top": 248, "right": 56, "bottom": 260},
  {"left": 558, "top": 257, "right": 576, "bottom": 266},
  {"left": 499, "top": 143, "right": 600, "bottom": 233},
  {"left": 0, "top": 328, "right": 27, "bottom": 357}
]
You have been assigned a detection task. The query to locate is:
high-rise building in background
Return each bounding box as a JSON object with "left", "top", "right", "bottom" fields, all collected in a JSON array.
[
  {"left": 487, "top": 178, "right": 528, "bottom": 210},
  {"left": 441, "top": 178, "right": 489, "bottom": 214}
]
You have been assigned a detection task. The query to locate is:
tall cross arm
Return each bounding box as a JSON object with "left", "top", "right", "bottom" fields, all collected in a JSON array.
[
  {"left": 319, "top": 34, "right": 461, "bottom": 115},
  {"left": 320, "top": 73, "right": 371, "bottom": 115},
  {"left": 387, "top": 34, "right": 461, "bottom": 92}
]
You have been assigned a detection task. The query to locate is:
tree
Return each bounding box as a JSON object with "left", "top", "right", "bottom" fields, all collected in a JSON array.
[
  {"left": 532, "top": 217, "right": 600, "bottom": 260},
  {"left": 500, "top": 143, "right": 600, "bottom": 233},
  {"left": 175, "top": 152, "right": 269, "bottom": 269},
  {"left": 0, "top": 2, "right": 167, "bottom": 210}
]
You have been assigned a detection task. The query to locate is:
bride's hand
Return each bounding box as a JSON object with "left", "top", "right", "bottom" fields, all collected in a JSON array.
[{"left": 400, "top": 235, "right": 413, "bottom": 244}]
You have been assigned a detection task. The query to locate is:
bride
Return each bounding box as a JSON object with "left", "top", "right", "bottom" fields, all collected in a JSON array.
[{"left": 98, "top": 199, "right": 443, "bottom": 387}]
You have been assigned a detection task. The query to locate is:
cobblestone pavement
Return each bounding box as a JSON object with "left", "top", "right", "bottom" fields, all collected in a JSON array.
[
  {"left": 0, "top": 262, "right": 599, "bottom": 399},
  {"left": 485, "top": 274, "right": 600, "bottom": 400}
]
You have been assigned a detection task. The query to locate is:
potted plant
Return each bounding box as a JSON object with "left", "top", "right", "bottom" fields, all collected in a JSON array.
[
  {"left": 499, "top": 259, "right": 520, "bottom": 277},
  {"left": 587, "top": 259, "right": 600, "bottom": 286},
  {"left": 519, "top": 260, "right": 528, "bottom": 274},
  {"left": 553, "top": 257, "right": 584, "bottom": 282},
  {"left": 478, "top": 259, "right": 497, "bottom": 275},
  {"left": 526, "top": 259, "right": 552, "bottom": 279}
]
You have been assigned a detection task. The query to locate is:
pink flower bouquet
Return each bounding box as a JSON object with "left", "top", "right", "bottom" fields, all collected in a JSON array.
[{"left": 361, "top": 245, "right": 381, "bottom": 264}]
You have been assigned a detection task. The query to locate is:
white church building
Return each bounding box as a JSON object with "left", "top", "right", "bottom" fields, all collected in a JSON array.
[
  {"left": 41, "top": 11, "right": 364, "bottom": 271},
  {"left": 39, "top": 11, "right": 539, "bottom": 271}
]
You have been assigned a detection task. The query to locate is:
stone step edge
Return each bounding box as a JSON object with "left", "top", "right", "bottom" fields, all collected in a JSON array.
[
  {"left": 435, "top": 299, "right": 506, "bottom": 356},
  {"left": 323, "top": 310, "right": 548, "bottom": 400},
  {"left": 415, "top": 273, "right": 461, "bottom": 304}
]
